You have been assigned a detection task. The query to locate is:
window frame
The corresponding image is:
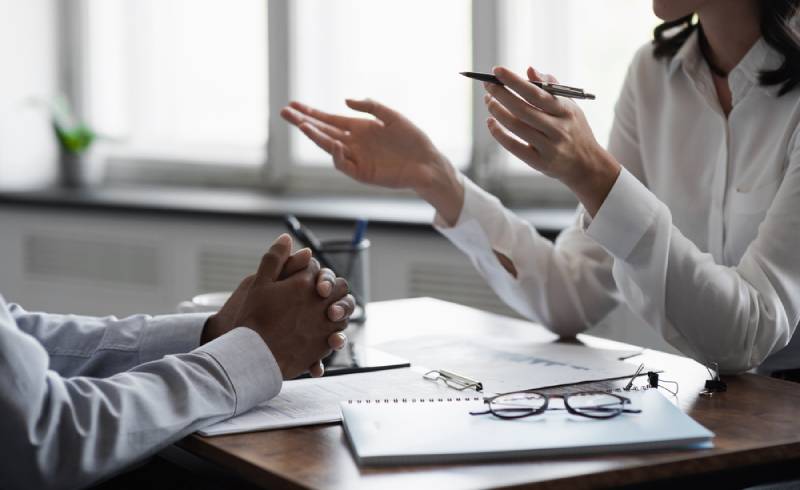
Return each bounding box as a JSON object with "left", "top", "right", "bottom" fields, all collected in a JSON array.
[{"left": 61, "top": 0, "right": 576, "bottom": 205}]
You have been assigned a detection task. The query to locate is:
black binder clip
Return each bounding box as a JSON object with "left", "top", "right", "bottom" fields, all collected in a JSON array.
[{"left": 701, "top": 362, "right": 727, "bottom": 397}]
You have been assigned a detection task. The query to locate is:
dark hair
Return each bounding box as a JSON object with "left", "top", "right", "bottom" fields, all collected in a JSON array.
[{"left": 652, "top": 1, "right": 800, "bottom": 96}]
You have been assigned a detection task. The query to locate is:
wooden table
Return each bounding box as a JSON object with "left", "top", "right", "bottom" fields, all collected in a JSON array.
[{"left": 179, "top": 298, "right": 800, "bottom": 489}]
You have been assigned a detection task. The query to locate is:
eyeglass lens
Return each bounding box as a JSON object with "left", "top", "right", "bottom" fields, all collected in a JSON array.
[
  {"left": 564, "top": 392, "right": 626, "bottom": 418},
  {"left": 488, "top": 392, "right": 547, "bottom": 418}
]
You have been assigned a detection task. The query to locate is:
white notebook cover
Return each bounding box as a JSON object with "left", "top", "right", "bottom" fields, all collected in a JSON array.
[{"left": 340, "top": 390, "right": 714, "bottom": 466}]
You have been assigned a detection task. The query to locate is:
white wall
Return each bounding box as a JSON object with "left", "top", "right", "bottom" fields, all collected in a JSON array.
[{"left": 0, "top": 0, "right": 58, "bottom": 187}]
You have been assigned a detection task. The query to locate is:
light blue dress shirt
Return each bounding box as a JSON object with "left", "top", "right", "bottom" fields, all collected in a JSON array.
[{"left": 0, "top": 295, "right": 282, "bottom": 489}]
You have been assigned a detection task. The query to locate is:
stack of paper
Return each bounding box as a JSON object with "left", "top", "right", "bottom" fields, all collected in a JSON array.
[
  {"left": 199, "top": 337, "right": 647, "bottom": 437},
  {"left": 198, "top": 367, "right": 461, "bottom": 436}
]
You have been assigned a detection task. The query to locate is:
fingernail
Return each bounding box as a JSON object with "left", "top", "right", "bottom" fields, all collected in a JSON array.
[
  {"left": 331, "top": 305, "right": 345, "bottom": 321},
  {"left": 319, "top": 281, "right": 332, "bottom": 297},
  {"left": 336, "top": 332, "right": 348, "bottom": 349}
]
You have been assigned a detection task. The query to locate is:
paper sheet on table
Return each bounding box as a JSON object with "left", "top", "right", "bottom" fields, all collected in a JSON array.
[
  {"left": 198, "top": 366, "right": 467, "bottom": 436},
  {"left": 376, "top": 336, "right": 646, "bottom": 395}
]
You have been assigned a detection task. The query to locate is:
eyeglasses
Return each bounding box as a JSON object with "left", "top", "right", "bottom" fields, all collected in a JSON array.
[{"left": 470, "top": 390, "right": 642, "bottom": 420}]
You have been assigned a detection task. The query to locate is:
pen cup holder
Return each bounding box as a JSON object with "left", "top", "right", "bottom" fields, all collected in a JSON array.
[{"left": 319, "top": 238, "right": 370, "bottom": 323}]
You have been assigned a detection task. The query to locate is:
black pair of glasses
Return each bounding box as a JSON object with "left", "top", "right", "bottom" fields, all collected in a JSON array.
[{"left": 470, "top": 390, "right": 642, "bottom": 420}]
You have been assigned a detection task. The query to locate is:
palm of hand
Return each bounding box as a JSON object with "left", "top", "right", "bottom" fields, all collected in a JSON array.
[
  {"left": 282, "top": 100, "right": 441, "bottom": 191},
  {"left": 344, "top": 116, "right": 436, "bottom": 189}
]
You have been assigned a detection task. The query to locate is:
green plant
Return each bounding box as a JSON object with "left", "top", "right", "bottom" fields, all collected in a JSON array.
[{"left": 49, "top": 96, "right": 95, "bottom": 154}]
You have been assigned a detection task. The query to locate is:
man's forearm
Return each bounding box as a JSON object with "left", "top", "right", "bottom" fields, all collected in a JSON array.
[
  {"left": 10, "top": 303, "right": 209, "bottom": 377},
  {"left": 2, "top": 327, "right": 281, "bottom": 490}
]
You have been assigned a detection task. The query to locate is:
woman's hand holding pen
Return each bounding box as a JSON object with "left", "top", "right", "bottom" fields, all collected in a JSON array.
[
  {"left": 280, "top": 100, "right": 465, "bottom": 225},
  {"left": 483, "top": 66, "right": 620, "bottom": 216}
]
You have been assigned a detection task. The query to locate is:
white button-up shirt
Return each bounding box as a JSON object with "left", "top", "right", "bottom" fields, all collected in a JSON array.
[
  {"left": 436, "top": 31, "right": 800, "bottom": 374},
  {"left": 0, "top": 297, "right": 282, "bottom": 489}
]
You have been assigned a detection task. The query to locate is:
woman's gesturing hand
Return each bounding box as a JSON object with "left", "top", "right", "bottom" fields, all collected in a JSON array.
[
  {"left": 281, "top": 100, "right": 445, "bottom": 189},
  {"left": 483, "top": 66, "right": 621, "bottom": 216},
  {"left": 281, "top": 100, "right": 465, "bottom": 225}
]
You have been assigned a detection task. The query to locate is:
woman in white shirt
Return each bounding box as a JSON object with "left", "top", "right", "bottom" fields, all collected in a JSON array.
[{"left": 282, "top": 0, "right": 800, "bottom": 375}]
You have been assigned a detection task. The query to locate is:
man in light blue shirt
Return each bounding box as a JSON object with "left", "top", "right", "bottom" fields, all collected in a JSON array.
[{"left": 0, "top": 234, "right": 355, "bottom": 489}]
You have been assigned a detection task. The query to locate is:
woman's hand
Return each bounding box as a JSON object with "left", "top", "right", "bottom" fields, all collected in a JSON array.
[
  {"left": 281, "top": 100, "right": 465, "bottom": 225},
  {"left": 483, "top": 66, "right": 621, "bottom": 216}
]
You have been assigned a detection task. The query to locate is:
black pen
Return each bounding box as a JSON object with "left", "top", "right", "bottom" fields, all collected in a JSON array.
[{"left": 460, "top": 71, "right": 596, "bottom": 100}]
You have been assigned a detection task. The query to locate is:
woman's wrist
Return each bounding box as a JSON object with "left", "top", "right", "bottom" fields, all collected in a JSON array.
[
  {"left": 565, "top": 147, "right": 621, "bottom": 217},
  {"left": 415, "top": 153, "right": 465, "bottom": 227}
]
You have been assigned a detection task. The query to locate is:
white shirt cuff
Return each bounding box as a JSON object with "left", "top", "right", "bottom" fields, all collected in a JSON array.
[
  {"left": 196, "top": 327, "right": 283, "bottom": 416},
  {"left": 585, "top": 167, "right": 661, "bottom": 260},
  {"left": 432, "top": 171, "right": 468, "bottom": 230},
  {"left": 433, "top": 174, "right": 515, "bottom": 260},
  {"left": 139, "top": 312, "right": 210, "bottom": 363}
]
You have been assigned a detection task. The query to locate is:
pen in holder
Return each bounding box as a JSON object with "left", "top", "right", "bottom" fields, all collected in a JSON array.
[{"left": 319, "top": 238, "right": 370, "bottom": 323}]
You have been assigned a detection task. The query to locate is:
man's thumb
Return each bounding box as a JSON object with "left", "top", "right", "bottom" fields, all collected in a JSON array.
[{"left": 256, "top": 233, "right": 293, "bottom": 282}]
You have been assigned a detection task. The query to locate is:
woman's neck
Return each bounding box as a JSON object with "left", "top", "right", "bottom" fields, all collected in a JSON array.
[{"left": 697, "top": 0, "right": 762, "bottom": 74}]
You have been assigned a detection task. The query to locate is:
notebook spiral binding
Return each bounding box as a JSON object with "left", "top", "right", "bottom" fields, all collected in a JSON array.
[
  {"left": 607, "top": 385, "right": 654, "bottom": 393},
  {"left": 346, "top": 384, "right": 659, "bottom": 405},
  {"left": 347, "top": 396, "right": 482, "bottom": 404}
]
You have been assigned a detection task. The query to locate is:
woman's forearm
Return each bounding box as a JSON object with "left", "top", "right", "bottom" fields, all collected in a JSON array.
[{"left": 415, "top": 153, "right": 466, "bottom": 227}]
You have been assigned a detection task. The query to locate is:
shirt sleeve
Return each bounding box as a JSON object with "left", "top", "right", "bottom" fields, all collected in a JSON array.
[
  {"left": 0, "top": 297, "right": 282, "bottom": 490},
  {"left": 432, "top": 48, "right": 653, "bottom": 337},
  {"left": 434, "top": 174, "right": 622, "bottom": 337},
  {"left": 10, "top": 304, "right": 209, "bottom": 377},
  {"left": 584, "top": 137, "right": 800, "bottom": 373}
]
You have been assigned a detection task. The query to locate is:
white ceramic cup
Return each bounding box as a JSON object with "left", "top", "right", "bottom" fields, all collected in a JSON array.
[{"left": 177, "top": 291, "right": 231, "bottom": 313}]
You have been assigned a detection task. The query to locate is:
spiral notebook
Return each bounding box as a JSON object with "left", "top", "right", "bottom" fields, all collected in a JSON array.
[{"left": 340, "top": 389, "right": 714, "bottom": 466}]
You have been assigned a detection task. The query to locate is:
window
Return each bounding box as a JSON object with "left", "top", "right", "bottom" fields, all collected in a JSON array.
[
  {"left": 71, "top": 0, "right": 660, "bottom": 202},
  {"left": 498, "top": 0, "right": 659, "bottom": 175},
  {"left": 84, "top": 0, "right": 268, "bottom": 165},
  {"left": 289, "top": 0, "right": 472, "bottom": 169}
]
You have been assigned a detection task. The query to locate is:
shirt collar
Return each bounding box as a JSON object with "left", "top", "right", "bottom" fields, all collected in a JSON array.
[
  {"left": 668, "top": 27, "right": 785, "bottom": 98},
  {"left": 732, "top": 38, "right": 775, "bottom": 85},
  {"left": 667, "top": 29, "right": 701, "bottom": 77}
]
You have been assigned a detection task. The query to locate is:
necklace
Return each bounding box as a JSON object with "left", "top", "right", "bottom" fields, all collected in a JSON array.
[{"left": 698, "top": 26, "right": 729, "bottom": 78}]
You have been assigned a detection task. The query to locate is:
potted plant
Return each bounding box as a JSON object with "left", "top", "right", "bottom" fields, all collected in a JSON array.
[{"left": 49, "top": 95, "right": 96, "bottom": 188}]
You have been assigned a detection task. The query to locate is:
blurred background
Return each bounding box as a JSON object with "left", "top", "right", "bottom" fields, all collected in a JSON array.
[{"left": 0, "top": 0, "right": 675, "bottom": 351}]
